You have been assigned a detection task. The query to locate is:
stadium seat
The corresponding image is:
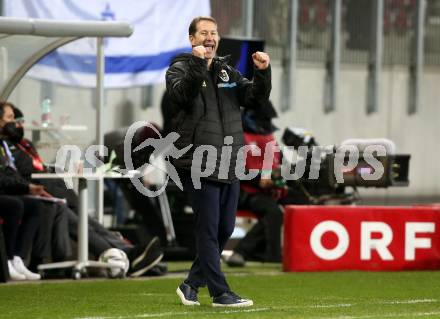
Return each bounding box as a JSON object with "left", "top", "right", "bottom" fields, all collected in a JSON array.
[
  {"left": 384, "top": 10, "right": 392, "bottom": 33},
  {"left": 315, "top": 3, "right": 328, "bottom": 30},
  {"left": 236, "top": 210, "right": 258, "bottom": 219},
  {"left": 299, "top": 6, "right": 311, "bottom": 28},
  {"left": 395, "top": 10, "right": 410, "bottom": 31}
]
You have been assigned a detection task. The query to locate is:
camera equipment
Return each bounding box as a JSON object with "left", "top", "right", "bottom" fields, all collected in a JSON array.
[
  {"left": 282, "top": 127, "right": 316, "bottom": 149},
  {"left": 280, "top": 127, "right": 411, "bottom": 205},
  {"left": 282, "top": 127, "right": 410, "bottom": 189}
]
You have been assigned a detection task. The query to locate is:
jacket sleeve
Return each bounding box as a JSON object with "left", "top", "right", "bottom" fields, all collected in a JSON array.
[
  {"left": 165, "top": 56, "right": 208, "bottom": 106},
  {"left": 0, "top": 168, "right": 30, "bottom": 195},
  {"left": 11, "top": 147, "right": 33, "bottom": 181},
  {"left": 236, "top": 65, "right": 272, "bottom": 109}
]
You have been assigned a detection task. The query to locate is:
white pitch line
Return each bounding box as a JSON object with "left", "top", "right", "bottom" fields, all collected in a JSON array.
[
  {"left": 132, "top": 297, "right": 436, "bottom": 305},
  {"left": 303, "top": 298, "right": 437, "bottom": 310},
  {"left": 139, "top": 293, "right": 174, "bottom": 297},
  {"left": 309, "top": 304, "right": 354, "bottom": 308},
  {"left": 75, "top": 307, "right": 270, "bottom": 319},
  {"left": 314, "top": 311, "right": 440, "bottom": 319},
  {"left": 75, "top": 298, "right": 439, "bottom": 319},
  {"left": 378, "top": 299, "right": 437, "bottom": 305}
]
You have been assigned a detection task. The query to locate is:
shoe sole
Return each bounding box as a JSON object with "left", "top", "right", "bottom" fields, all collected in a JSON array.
[
  {"left": 176, "top": 287, "right": 200, "bottom": 306},
  {"left": 212, "top": 300, "right": 254, "bottom": 307},
  {"left": 9, "top": 275, "right": 26, "bottom": 281},
  {"left": 24, "top": 275, "right": 41, "bottom": 280},
  {"left": 132, "top": 237, "right": 159, "bottom": 268},
  {"left": 14, "top": 270, "right": 41, "bottom": 280},
  {"left": 129, "top": 253, "right": 164, "bottom": 278}
]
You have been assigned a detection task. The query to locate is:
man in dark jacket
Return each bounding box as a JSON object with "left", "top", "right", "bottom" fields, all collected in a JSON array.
[{"left": 167, "top": 16, "right": 271, "bottom": 307}]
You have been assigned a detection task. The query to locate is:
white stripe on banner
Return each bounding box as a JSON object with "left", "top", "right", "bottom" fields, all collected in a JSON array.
[{"left": 4, "top": 0, "right": 211, "bottom": 88}]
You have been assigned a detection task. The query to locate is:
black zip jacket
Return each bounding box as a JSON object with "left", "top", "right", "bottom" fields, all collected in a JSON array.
[
  {"left": 0, "top": 139, "right": 29, "bottom": 195},
  {"left": 165, "top": 53, "right": 271, "bottom": 182}
]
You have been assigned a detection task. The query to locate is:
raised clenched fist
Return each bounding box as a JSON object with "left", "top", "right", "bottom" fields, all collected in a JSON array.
[
  {"left": 252, "top": 51, "right": 270, "bottom": 70},
  {"left": 192, "top": 45, "right": 207, "bottom": 59}
]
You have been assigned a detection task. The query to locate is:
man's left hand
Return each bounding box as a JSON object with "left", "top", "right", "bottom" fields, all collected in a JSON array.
[{"left": 252, "top": 51, "right": 270, "bottom": 70}]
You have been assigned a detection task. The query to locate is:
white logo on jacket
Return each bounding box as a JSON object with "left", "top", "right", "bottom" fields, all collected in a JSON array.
[{"left": 219, "top": 69, "right": 229, "bottom": 82}]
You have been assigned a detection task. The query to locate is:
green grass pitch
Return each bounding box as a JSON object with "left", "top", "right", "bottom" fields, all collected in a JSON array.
[{"left": 0, "top": 262, "right": 439, "bottom": 319}]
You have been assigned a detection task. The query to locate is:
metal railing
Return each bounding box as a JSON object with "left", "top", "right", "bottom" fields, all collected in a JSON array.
[{"left": 211, "top": 0, "right": 435, "bottom": 114}]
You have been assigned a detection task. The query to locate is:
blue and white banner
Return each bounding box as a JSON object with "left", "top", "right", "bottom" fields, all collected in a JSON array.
[{"left": 4, "top": 0, "right": 210, "bottom": 88}]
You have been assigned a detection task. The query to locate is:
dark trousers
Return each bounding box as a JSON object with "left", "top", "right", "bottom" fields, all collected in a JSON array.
[
  {"left": 39, "top": 179, "right": 130, "bottom": 257},
  {"left": 182, "top": 174, "right": 239, "bottom": 297},
  {"left": 66, "top": 207, "right": 129, "bottom": 257},
  {"left": 32, "top": 202, "right": 72, "bottom": 261},
  {"left": 16, "top": 197, "right": 43, "bottom": 260},
  {"left": 38, "top": 179, "right": 79, "bottom": 212},
  {"left": 0, "top": 195, "right": 24, "bottom": 259},
  {"left": 235, "top": 192, "right": 283, "bottom": 262}
]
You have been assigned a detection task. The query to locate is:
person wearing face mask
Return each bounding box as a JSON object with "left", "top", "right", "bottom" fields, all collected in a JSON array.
[
  {"left": 1, "top": 119, "right": 24, "bottom": 145},
  {"left": 0, "top": 101, "right": 57, "bottom": 280},
  {"left": 0, "top": 102, "right": 72, "bottom": 267},
  {"left": 167, "top": 16, "right": 271, "bottom": 307},
  {"left": 0, "top": 102, "right": 51, "bottom": 197},
  {"left": 3, "top": 104, "right": 166, "bottom": 278},
  {"left": 2, "top": 107, "right": 45, "bottom": 175}
]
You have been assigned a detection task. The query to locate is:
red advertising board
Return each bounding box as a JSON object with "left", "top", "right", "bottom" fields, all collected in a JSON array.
[{"left": 283, "top": 206, "right": 440, "bottom": 271}]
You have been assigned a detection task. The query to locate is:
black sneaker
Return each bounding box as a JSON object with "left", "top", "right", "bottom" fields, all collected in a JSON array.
[
  {"left": 144, "top": 265, "right": 164, "bottom": 277},
  {"left": 176, "top": 282, "right": 200, "bottom": 306},
  {"left": 226, "top": 253, "right": 245, "bottom": 267},
  {"left": 212, "top": 291, "right": 253, "bottom": 307},
  {"left": 127, "top": 237, "right": 164, "bottom": 277},
  {"left": 144, "top": 262, "right": 168, "bottom": 277}
]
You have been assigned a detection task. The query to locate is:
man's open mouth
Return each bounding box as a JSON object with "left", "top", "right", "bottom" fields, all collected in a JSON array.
[{"left": 204, "top": 43, "right": 215, "bottom": 53}]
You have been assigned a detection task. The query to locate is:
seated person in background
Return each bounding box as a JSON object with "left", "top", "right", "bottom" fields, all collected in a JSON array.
[
  {"left": 1, "top": 101, "right": 72, "bottom": 272},
  {"left": 226, "top": 101, "right": 285, "bottom": 267},
  {"left": 4, "top": 103, "right": 165, "bottom": 277},
  {"left": 104, "top": 122, "right": 170, "bottom": 245},
  {"left": 0, "top": 103, "right": 55, "bottom": 280}
]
